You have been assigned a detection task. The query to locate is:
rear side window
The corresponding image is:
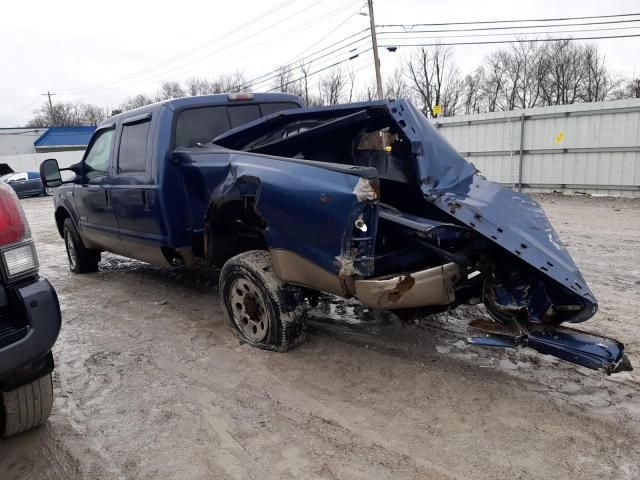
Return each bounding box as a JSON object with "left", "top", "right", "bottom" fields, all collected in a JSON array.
[
  {"left": 175, "top": 107, "right": 230, "bottom": 148},
  {"left": 174, "top": 102, "right": 301, "bottom": 148},
  {"left": 119, "top": 120, "right": 151, "bottom": 173},
  {"left": 259, "top": 102, "right": 299, "bottom": 116},
  {"left": 228, "top": 105, "right": 260, "bottom": 128}
]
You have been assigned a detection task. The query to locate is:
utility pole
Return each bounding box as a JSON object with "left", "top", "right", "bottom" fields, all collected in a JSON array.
[
  {"left": 367, "top": 0, "right": 383, "bottom": 100},
  {"left": 41, "top": 90, "right": 56, "bottom": 125}
]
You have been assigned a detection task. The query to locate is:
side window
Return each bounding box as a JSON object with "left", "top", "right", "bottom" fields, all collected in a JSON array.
[
  {"left": 118, "top": 120, "right": 151, "bottom": 173},
  {"left": 228, "top": 105, "right": 261, "bottom": 128},
  {"left": 84, "top": 129, "right": 114, "bottom": 181},
  {"left": 259, "top": 102, "right": 300, "bottom": 116},
  {"left": 175, "top": 107, "right": 230, "bottom": 148},
  {"left": 8, "top": 173, "right": 27, "bottom": 182}
]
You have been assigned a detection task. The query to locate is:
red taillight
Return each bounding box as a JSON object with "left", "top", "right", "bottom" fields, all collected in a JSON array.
[
  {"left": 228, "top": 93, "right": 254, "bottom": 101},
  {"left": 0, "top": 183, "right": 28, "bottom": 246}
]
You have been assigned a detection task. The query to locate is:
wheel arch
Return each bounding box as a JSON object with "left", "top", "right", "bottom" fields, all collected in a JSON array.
[
  {"left": 54, "top": 206, "right": 72, "bottom": 238},
  {"left": 204, "top": 196, "right": 268, "bottom": 267},
  {"left": 203, "top": 175, "right": 268, "bottom": 266}
]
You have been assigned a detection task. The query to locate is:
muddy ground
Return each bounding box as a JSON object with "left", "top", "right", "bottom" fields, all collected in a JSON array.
[{"left": 1, "top": 194, "right": 639, "bottom": 480}]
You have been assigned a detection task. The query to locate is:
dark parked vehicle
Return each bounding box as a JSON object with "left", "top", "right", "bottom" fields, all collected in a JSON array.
[
  {"left": 40, "top": 93, "right": 631, "bottom": 374},
  {"left": 3, "top": 172, "right": 51, "bottom": 198},
  {"left": 0, "top": 182, "right": 61, "bottom": 436}
]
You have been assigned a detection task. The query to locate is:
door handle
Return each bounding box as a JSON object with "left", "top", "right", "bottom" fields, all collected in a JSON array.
[{"left": 104, "top": 189, "right": 110, "bottom": 204}]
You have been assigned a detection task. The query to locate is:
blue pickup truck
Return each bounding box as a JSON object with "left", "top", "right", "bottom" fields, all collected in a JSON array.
[{"left": 40, "top": 93, "right": 631, "bottom": 374}]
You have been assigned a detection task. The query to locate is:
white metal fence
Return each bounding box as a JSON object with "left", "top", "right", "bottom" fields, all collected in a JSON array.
[
  {"left": 2, "top": 100, "right": 639, "bottom": 197},
  {"left": 433, "top": 99, "right": 640, "bottom": 197}
]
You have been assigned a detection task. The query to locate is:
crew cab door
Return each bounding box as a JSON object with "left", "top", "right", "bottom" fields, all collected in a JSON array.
[
  {"left": 109, "top": 114, "right": 167, "bottom": 265},
  {"left": 72, "top": 126, "right": 123, "bottom": 252}
]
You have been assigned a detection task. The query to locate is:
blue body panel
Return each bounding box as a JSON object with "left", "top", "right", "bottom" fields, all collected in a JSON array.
[
  {"left": 178, "top": 149, "right": 374, "bottom": 275},
  {"left": 386, "top": 100, "right": 597, "bottom": 320}
]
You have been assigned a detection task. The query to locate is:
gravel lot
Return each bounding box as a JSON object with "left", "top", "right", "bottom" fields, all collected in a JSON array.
[{"left": 1, "top": 194, "right": 639, "bottom": 480}]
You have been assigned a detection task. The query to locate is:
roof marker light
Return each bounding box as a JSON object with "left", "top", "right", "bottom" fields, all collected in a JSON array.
[{"left": 228, "top": 93, "right": 255, "bottom": 101}]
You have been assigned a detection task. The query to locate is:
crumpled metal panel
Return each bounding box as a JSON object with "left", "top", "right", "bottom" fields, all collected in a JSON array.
[{"left": 387, "top": 100, "right": 597, "bottom": 321}]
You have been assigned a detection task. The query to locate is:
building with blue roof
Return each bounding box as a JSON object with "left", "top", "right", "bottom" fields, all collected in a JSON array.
[{"left": 33, "top": 126, "right": 96, "bottom": 153}]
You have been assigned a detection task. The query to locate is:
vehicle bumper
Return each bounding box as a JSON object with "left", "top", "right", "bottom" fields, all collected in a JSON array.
[
  {"left": 355, "top": 262, "right": 460, "bottom": 309},
  {"left": 0, "top": 279, "right": 61, "bottom": 383}
]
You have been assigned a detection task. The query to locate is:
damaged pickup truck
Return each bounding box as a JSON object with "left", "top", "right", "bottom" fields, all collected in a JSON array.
[{"left": 40, "top": 93, "right": 631, "bottom": 374}]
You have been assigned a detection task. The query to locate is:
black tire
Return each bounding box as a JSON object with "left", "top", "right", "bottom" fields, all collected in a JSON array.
[
  {"left": 220, "top": 250, "right": 308, "bottom": 351},
  {"left": 1, "top": 374, "right": 54, "bottom": 437},
  {"left": 63, "top": 217, "right": 100, "bottom": 273}
]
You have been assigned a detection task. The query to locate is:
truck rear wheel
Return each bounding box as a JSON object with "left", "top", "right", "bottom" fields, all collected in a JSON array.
[
  {"left": 219, "top": 250, "right": 307, "bottom": 351},
  {"left": 63, "top": 218, "right": 100, "bottom": 273},
  {"left": 1, "top": 374, "right": 54, "bottom": 437}
]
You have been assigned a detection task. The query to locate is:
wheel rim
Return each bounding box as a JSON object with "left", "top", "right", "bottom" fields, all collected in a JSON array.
[
  {"left": 65, "top": 232, "right": 77, "bottom": 269},
  {"left": 229, "top": 277, "right": 269, "bottom": 342},
  {"left": 45, "top": 187, "right": 54, "bottom": 196}
]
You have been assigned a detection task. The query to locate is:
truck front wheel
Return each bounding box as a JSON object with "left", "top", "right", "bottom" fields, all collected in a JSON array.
[
  {"left": 63, "top": 218, "right": 100, "bottom": 273},
  {"left": 219, "top": 250, "right": 307, "bottom": 351}
]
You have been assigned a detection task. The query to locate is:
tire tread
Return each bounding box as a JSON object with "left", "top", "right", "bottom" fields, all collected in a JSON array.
[
  {"left": 220, "top": 250, "right": 307, "bottom": 352},
  {"left": 1, "top": 374, "right": 54, "bottom": 436}
]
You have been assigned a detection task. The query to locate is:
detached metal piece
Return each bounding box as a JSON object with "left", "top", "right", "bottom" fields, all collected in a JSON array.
[{"left": 468, "top": 319, "right": 633, "bottom": 374}]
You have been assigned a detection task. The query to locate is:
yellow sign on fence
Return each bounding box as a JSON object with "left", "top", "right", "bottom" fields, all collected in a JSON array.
[{"left": 433, "top": 105, "right": 442, "bottom": 115}]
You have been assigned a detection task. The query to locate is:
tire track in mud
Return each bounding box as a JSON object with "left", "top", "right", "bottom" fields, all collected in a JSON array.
[{"left": 153, "top": 352, "right": 454, "bottom": 479}]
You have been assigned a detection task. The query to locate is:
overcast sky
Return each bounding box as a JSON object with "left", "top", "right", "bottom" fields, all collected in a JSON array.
[{"left": 1, "top": 0, "right": 639, "bottom": 126}]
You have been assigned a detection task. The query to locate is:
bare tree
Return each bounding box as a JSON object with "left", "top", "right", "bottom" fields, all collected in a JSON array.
[
  {"left": 405, "top": 44, "right": 463, "bottom": 117},
  {"left": 185, "top": 77, "right": 219, "bottom": 96},
  {"left": 581, "top": 45, "right": 619, "bottom": 102},
  {"left": 26, "top": 101, "right": 108, "bottom": 127},
  {"left": 273, "top": 65, "right": 295, "bottom": 93},
  {"left": 298, "top": 61, "right": 312, "bottom": 105},
  {"left": 462, "top": 68, "right": 485, "bottom": 114},
  {"left": 384, "top": 68, "right": 410, "bottom": 100},
  {"left": 318, "top": 67, "right": 345, "bottom": 105},
  {"left": 356, "top": 83, "right": 378, "bottom": 102},
  {"left": 215, "top": 70, "right": 247, "bottom": 93},
  {"left": 540, "top": 40, "right": 587, "bottom": 105},
  {"left": 626, "top": 77, "right": 640, "bottom": 98},
  {"left": 119, "top": 94, "right": 154, "bottom": 112},
  {"left": 347, "top": 68, "right": 357, "bottom": 103},
  {"left": 154, "top": 81, "right": 185, "bottom": 101}
]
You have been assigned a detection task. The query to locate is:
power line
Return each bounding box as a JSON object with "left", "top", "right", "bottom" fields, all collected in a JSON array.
[
  {"left": 378, "top": 32, "right": 640, "bottom": 48},
  {"left": 378, "top": 25, "right": 640, "bottom": 42},
  {"left": 377, "top": 12, "right": 640, "bottom": 28},
  {"left": 57, "top": 0, "right": 299, "bottom": 94},
  {"left": 66, "top": 0, "right": 359, "bottom": 99},
  {"left": 291, "top": 6, "right": 367, "bottom": 60},
  {"left": 377, "top": 17, "right": 640, "bottom": 35},
  {"left": 0, "top": 96, "right": 42, "bottom": 125},
  {"left": 266, "top": 48, "right": 371, "bottom": 92},
  {"left": 239, "top": 32, "right": 371, "bottom": 90}
]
